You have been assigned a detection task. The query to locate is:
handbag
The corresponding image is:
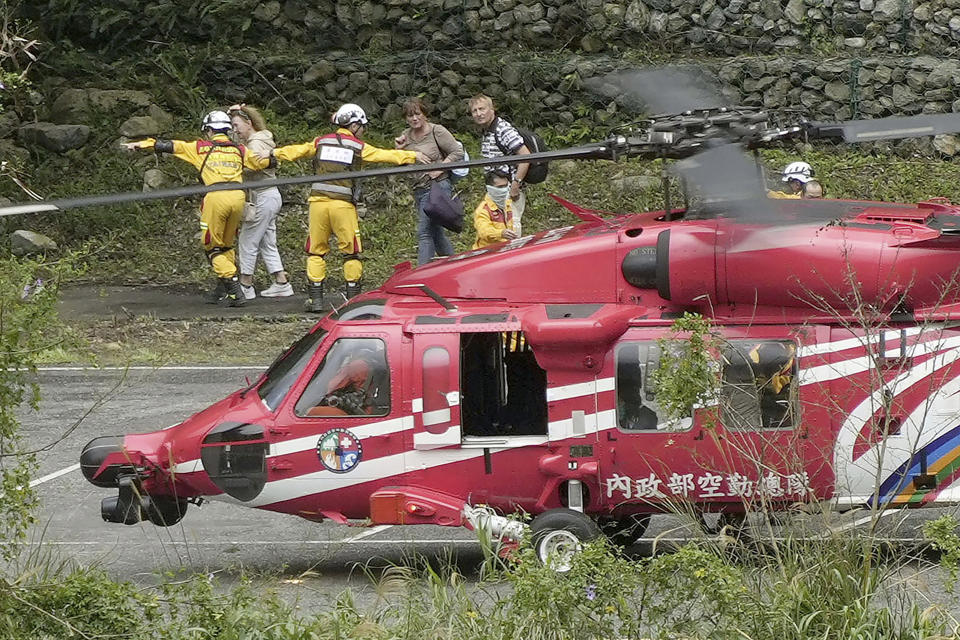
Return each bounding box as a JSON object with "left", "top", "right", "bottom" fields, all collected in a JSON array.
[
  {"left": 242, "top": 199, "right": 258, "bottom": 224},
  {"left": 423, "top": 182, "right": 465, "bottom": 233}
]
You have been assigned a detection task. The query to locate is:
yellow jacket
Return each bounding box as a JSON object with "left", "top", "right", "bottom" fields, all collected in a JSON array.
[
  {"left": 472, "top": 195, "right": 514, "bottom": 249},
  {"left": 138, "top": 133, "right": 266, "bottom": 185},
  {"left": 767, "top": 189, "right": 800, "bottom": 199},
  {"left": 274, "top": 127, "right": 417, "bottom": 202}
]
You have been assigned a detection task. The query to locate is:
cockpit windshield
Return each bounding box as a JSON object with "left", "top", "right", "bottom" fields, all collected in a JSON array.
[
  {"left": 327, "top": 298, "right": 387, "bottom": 322},
  {"left": 257, "top": 328, "right": 327, "bottom": 411}
]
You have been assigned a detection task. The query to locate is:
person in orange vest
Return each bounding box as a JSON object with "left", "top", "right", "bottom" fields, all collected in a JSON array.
[
  {"left": 259, "top": 104, "right": 427, "bottom": 311},
  {"left": 123, "top": 110, "right": 267, "bottom": 306}
]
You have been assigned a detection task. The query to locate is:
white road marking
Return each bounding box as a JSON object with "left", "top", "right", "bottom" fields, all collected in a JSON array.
[
  {"left": 825, "top": 508, "right": 903, "bottom": 535},
  {"left": 30, "top": 539, "right": 477, "bottom": 546},
  {"left": 343, "top": 524, "right": 393, "bottom": 541},
  {"left": 24, "top": 536, "right": 927, "bottom": 547},
  {"left": 37, "top": 366, "right": 268, "bottom": 371},
  {"left": 30, "top": 463, "right": 79, "bottom": 487}
]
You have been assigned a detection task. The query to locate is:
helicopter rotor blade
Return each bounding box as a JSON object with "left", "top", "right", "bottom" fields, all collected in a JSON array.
[
  {"left": 670, "top": 143, "right": 766, "bottom": 216},
  {"left": 586, "top": 66, "right": 730, "bottom": 115},
  {"left": 808, "top": 113, "right": 960, "bottom": 143},
  {"left": 0, "top": 144, "right": 611, "bottom": 218}
]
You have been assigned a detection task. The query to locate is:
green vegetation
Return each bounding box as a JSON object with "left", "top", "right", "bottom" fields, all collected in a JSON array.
[
  {"left": 652, "top": 312, "right": 721, "bottom": 424},
  {"left": 1, "top": 531, "right": 958, "bottom": 639},
  {"left": 0, "top": 254, "right": 76, "bottom": 559},
  {"left": 7, "top": 7, "right": 960, "bottom": 640}
]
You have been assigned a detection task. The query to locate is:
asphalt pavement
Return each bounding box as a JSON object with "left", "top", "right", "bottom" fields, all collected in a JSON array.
[
  {"left": 59, "top": 283, "right": 315, "bottom": 320},
  {"left": 21, "top": 367, "right": 485, "bottom": 606}
]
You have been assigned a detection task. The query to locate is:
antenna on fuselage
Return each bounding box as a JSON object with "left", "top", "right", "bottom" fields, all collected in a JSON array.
[{"left": 396, "top": 283, "right": 458, "bottom": 312}]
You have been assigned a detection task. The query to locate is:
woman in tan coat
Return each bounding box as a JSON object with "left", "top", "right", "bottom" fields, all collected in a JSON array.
[
  {"left": 228, "top": 104, "right": 292, "bottom": 299},
  {"left": 395, "top": 97, "right": 464, "bottom": 265}
]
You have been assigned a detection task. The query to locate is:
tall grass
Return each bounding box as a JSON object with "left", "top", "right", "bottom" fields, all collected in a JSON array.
[{"left": 4, "top": 516, "right": 959, "bottom": 639}]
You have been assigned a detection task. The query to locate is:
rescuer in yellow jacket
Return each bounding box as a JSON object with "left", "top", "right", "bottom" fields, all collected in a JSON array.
[
  {"left": 124, "top": 110, "right": 267, "bottom": 306},
  {"left": 767, "top": 161, "right": 815, "bottom": 200},
  {"left": 262, "top": 103, "right": 425, "bottom": 312}
]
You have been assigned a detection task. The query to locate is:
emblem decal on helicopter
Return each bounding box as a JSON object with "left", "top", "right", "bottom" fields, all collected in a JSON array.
[{"left": 317, "top": 429, "right": 363, "bottom": 474}]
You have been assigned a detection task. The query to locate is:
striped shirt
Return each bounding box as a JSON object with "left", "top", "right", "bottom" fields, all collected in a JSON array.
[{"left": 480, "top": 116, "right": 524, "bottom": 180}]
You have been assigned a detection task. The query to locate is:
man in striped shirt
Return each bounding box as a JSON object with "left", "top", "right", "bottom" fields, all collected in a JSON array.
[{"left": 470, "top": 94, "right": 531, "bottom": 235}]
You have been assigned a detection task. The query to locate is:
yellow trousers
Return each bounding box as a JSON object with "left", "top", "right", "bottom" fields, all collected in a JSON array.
[
  {"left": 306, "top": 197, "right": 363, "bottom": 284},
  {"left": 200, "top": 190, "right": 244, "bottom": 278}
]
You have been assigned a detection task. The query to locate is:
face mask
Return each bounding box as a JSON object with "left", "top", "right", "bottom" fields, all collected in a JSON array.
[{"left": 486, "top": 185, "right": 509, "bottom": 209}]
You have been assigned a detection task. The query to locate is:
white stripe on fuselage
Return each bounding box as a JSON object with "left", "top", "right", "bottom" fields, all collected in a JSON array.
[
  {"left": 797, "top": 327, "right": 927, "bottom": 357},
  {"left": 171, "top": 379, "right": 611, "bottom": 476},
  {"left": 268, "top": 416, "right": 414, "bottom": 458},
  {"left": 800, "top": 333, "right": 960, "bottom": 386},
  {"left": 171, "top": 329, "right": 960, "bottom": 508},
  {"left": 834, "top": 347, "right": 960, "bottom": 501}
]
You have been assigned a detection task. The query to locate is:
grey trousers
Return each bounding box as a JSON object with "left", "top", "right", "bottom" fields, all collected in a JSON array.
[{"left": 237, "top": 186, "right": 284, "bottom": 276}]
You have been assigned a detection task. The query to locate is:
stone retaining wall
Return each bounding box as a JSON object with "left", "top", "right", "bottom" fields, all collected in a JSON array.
[
  {"left": 26, "top": 0, "right": 960, "bottom": 56},
  {"left": 188, "top": 52, "right": 960, "bottom": 135}
]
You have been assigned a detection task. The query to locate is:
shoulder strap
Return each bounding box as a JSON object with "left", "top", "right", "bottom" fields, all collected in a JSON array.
[
  {"left": 197, "top": 140, "right": 242, "bottom": 182},
  {"left": 492, "top": 118, "right": 509, "bottom": 155},
  {"left": 431, "top": 124, "right": 453, "bottom": 157}
]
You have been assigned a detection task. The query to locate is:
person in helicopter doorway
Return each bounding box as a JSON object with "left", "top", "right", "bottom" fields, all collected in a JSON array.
[
  {"left": 258, "top": 104, "right": 428, "bottom": 312},
  {"left": 768, "top": 161, "right": 816, "bottom": 199},
  {"left": 123, "top": 110, "right": 269, "bottom": 307},
  {"left": 748, "top": 341, "right": 796, "bottom": 428}
]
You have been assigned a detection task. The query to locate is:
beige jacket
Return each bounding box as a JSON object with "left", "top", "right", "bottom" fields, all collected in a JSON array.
[{"left": 242, "top": 129, "right": 278, "bottom": 187}]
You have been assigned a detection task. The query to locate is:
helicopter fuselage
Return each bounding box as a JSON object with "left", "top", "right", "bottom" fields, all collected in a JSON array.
[{"left": 80, "top": 198, "right": 960, "bottom": 531}]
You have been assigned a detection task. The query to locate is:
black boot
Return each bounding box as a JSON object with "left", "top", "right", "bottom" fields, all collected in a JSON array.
[
  {"left": 305, "top": 282, "right": 325, "bottom": 313},
  {"left": 222, "top": 276, "right": 246, "bottom": 307},
  {"left": 345, "top": 280, "right": 361, "bottom": 299},
  {"left": 204, "top": 279, "right": 226, "bottom": 304}
]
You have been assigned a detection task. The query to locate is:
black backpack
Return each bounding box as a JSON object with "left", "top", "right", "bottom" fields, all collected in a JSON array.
[{"left": 495, "top": 122, "right": 549, "bottom": 184}]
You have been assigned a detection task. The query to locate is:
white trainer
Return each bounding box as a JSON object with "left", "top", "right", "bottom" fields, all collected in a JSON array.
[
  {"left": 260, "top": 282, "right": 294, "bottom": 298},
  {"left": 240, "top": 284, "right": 256, "bottom": 300}
]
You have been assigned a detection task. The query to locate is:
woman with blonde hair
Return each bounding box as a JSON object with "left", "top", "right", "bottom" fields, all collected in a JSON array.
[{"left": 228, "top": 103, "right": 292, "bottom": 299}]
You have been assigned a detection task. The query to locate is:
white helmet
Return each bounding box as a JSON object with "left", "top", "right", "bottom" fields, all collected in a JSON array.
[
  {"left": 782, "top": 161, "right": 814, "bottom": 183},
  {"left": 332, "top": 103, "right": 369, "bottom": 127},
  {"left": 201, "top": 110, "right": 232, "bottom": 132}
]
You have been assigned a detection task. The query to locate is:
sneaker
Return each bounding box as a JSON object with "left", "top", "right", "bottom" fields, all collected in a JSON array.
[
  {"left": 260, "top": 282, "right": 294, "bottom": 298},
  {"left": 240, "top": 284, "right": 256, "bottom": 300}
]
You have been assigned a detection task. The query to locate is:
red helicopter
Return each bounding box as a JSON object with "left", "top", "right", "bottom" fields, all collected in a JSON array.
[{"left": 43, "top": 71, "right": 960, "bottom": 564}]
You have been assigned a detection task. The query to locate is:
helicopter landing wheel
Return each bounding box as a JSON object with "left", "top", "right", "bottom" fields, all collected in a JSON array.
[
  {"left": 530, "top": 508, "right": 601, "bottom": 572},
  {"left": 598, "top": 513, "right": 652, "bottom": 546}
]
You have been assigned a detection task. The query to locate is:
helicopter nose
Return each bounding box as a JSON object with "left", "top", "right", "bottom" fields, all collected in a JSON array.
[{"left": 80, "top": 436, "right": 129, "bottom": 488}]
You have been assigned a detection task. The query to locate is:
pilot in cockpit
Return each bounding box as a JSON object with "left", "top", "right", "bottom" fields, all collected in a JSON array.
[{"left": 312, "top": 343, "right": 390, "bottom": 416}]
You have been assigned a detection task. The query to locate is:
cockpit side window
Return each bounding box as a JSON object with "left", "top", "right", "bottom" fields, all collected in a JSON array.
[
  {"left": 294, "top": 338, "right": 391, "bottom": 418},
  {"left": 721, "top": 340, "right": 797, "bottom": 430},
  {"left": 258, "top": 329, "right": 327, "bottom": 411}
]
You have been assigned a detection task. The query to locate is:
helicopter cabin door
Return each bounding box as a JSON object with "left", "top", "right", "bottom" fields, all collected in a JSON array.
[{"left": 411, "top": 333, "right": 462, "bottom": 449}]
